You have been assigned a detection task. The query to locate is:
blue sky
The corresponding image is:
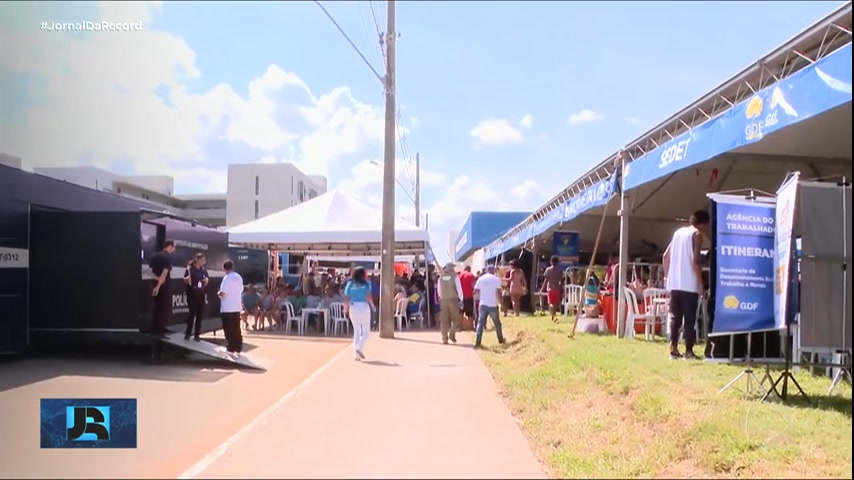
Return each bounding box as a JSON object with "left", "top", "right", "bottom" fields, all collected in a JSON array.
[{"left": 0, "top": 0, "right": 845, "bottom": 261}]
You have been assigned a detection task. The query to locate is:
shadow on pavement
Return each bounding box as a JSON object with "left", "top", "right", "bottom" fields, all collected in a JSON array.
[
  {"left": 246, "top": 332, "right": 350, "bottom": 344},
  {"left": 0, "top": 343, "right": 255, "bottom": 393},
  {"left": 196, "top": 337, "right": 259, "bottom": 353},
  {"left": 391, "top": 335, "right": 473, "bottom": 348},
  {"left": 362, "top": 360, "right": 401, "bottom": 367}
]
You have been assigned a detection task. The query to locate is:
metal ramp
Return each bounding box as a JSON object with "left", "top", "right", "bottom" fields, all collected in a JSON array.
[{"left": 161, "top": 333, "right": 268, "bottom": 371}]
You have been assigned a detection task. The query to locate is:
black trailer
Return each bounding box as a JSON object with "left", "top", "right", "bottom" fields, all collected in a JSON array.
[{"left": 0, "top": 164, "right": 228, "bottom": 355}]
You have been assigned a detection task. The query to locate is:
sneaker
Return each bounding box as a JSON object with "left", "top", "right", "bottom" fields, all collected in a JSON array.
[
  {"left": 354, "top": 355, "right": 362, "bottom": 361},
  {"left": 473, "top": 344, "right": 482, "bottom": 350},
  {"left": 669, "top": 350, "right": 683, "bottom": 360},
  {"left": 450, "top": 337, "right": 457, "bottom": 344},
  {"left": 184, "top": 334, "right": 191, "bottom": 341},
  {"left": 193, "top": 336, "right": 201, "bottom": 342},
  {"left": 442, "top": 339, "right": 448, "bottom": 345},
  {"left": 684, "top": 350, "right": 700, "bottom": 360},
  {"left": 498, "top": 338, "right": 506, "bottom": 344},
  {"left": 356, "top": 350, "right": 365, "bottom": 359}
]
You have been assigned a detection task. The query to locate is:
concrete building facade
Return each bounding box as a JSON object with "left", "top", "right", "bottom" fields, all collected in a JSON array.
[
  {"left": 22, "top": 161, "right": 327, "bottom": 228},
  {"left": 225, "top": 163, "right": 326, "bottom": 226}
]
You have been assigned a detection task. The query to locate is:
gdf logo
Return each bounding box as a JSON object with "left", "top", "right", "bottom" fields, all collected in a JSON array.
[{"left": 723, "top": 295, "right": 760, "bottom": 311}]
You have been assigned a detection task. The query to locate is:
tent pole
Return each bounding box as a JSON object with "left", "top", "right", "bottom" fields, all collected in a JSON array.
[{"left": 616, "top": 154, "right": 630, "bottom": 338}]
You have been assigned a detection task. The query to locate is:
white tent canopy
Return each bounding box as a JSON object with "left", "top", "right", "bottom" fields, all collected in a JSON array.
[
  {"left": 308, "top": 255, "right": 415, "bottom": 263},
  {"left": 228, "top": 190, "right": 431, "bottom": 255}
]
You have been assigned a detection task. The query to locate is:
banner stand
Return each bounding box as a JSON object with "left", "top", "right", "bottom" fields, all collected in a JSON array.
[
  {"left": 760, "top": 320, "right": 810, "bottom": 404},
  {"left": 718, "top": 332, "right": 770, "bottom": 398},
  {"left": 827, "top": 351, "right": 852, "bottom": 395},
  {"left": 707, "top": 190, "right": 779, "bottom": 398}
]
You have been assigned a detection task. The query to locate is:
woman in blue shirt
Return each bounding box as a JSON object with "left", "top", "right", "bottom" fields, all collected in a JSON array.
[{"left": 344, "top": 266, "right": 374, "bottom": 361}]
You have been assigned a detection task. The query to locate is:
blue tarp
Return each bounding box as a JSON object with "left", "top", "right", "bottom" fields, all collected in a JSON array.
[
  {"left": 562, "top": 174, "right": 618, "bottom": 222},
  {"left": 484, "top": 174, "right": 617, "bottom": 259},
  {"left": 623, "top": 42, "right": 852, "bottom": 191},
  {"left": 532, "top": 206, "right": 564, "bottom": 237}
]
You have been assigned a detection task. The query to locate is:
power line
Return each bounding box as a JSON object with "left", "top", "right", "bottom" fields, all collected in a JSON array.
[
  {"left": 312, "top": 0, "right": 383, "bottom": 85},
  {"left": 356, "top": 2, "right": 381, "bottom": 70},
  {"left": 369, "top": 1, "right": 386, "bottom": 65}
]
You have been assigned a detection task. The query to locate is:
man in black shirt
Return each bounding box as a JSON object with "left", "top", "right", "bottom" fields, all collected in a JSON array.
[
  {"left": 149, "top": 240, "right": 176, "bottom": 338},
  {"left": 184, "top": 252, "right": 209, "bottom": 341}
]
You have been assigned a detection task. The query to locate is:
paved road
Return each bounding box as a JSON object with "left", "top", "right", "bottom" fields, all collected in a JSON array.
[{"left": 183, "top": 331, "right": 545, "bottom": 479}]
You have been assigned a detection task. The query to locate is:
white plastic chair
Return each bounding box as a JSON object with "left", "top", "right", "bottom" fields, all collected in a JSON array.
[
  {"left": 282, "top": 302, "right": 305, "bottom": 335},
  {"left": 642, "top": 287, "right": 669, "bottom": 335},
  {"left": 394, "top": 298, "right": 408, "bottom": 331},
  {"left": 624, "top": 287, "right": 657, "bottom": 340},
  {"left": 330, "top": 302, "right": 349, "bottom": 336},
  {"left": 564, "top": 285, "right": 583, "bottom": 316}
]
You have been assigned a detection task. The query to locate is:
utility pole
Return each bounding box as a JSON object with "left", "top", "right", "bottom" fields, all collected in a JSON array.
[
  {"left": 415, "top": 153, "right": 421, "bottom": 229},
  {"left": 413, "top": 153, "right": 422, "bottom": 268},
  {"left": 379, "top": 0, "right": 397, "bottom": 339}
]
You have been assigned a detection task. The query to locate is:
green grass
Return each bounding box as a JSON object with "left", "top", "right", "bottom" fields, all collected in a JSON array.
[{"left": 475, "top": 316, "right": 853, "bottom": 479}]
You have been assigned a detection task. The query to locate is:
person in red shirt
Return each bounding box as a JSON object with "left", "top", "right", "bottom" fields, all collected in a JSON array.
[{"left": 458, "top": 265, "right": 477, "bottom": 329}]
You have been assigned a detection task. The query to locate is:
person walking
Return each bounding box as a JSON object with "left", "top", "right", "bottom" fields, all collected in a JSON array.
[
  {"left": 474, "top": 265, "right": 506, "bottom": 348},
  {"left": 540, "top": 255, "right": 563, "bottom": 323},
  {"left": 458, "top": 265, "right": 477, "bottom": 330},
  {"left": 184, "top": 252, "right": 209, "bottom": 341},
  {"left": 506, "top": 260, "right": 527, "bottom": 316},
  {"left": 438, "top": 262, "right": 464, "bottom": 344},
  {"left": 217, "top": 260, "right": 244, "bottom": 358},
  {"left": 344, "top": 266, "right": 374, "bottom": 361},
  {"left": 662, "top": 209, "right": 709, "bottom": 360}
]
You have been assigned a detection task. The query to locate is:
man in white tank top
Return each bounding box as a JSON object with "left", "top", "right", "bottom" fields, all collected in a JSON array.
[{"left": 662, "top": 210, "right": 710, "bottom": 360}]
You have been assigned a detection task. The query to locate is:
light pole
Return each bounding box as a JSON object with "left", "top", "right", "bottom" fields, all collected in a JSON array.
[{"left": 379, "top": 0, "right": 397, "bottom": 339}]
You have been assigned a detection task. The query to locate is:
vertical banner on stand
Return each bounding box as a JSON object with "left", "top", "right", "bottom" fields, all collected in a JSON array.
[
  {"left": 552, "top": 231, "right": 580, "bottom": 266},
  {"left": 711, "top": 197, "right": 777, "bottom": 335},
  {"left": 774, "top": 173, "right": 800, "bottom": 329}
]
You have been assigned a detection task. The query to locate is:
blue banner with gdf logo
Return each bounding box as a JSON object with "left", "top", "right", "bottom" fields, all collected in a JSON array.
[
  {"left": 710, "top": 197, "right": 778, "bottom": 336},
  {"left": 552, "top": 231, "right": 580, "bottom": 266}
]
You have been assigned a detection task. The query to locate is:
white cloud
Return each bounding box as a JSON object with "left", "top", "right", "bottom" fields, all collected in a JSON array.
[
  {"left": 337, "top": 158, "right": 446, "bottom": 201},
  {"left": 625, "top": 117, "right": 641, "bottom": 125},
  {"left": 520, "top": 114, "right": 533, "bottom": 128},
  {"left": 568, "top": 109, "right": 604, "bottom": 126},
  {"left": 0, "top": 2, "right": 550, "bottom": 266},
  {"left": 469, "top": 118, "right": 523, "bottom": 146},
  {"left": 424, "top": 175, "right": 548, "bottom": 261},
  {"left": 0, "top": 2, "right": 384, "bottom": 194}
]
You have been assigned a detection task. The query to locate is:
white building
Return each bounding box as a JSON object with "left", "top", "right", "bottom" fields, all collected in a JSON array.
[
  {"left": 447, "top": 229, "right": 460, "bottom": 262},
  {"left": 0, "top": 153, "right": 22, "bottom": 169},
  {"left": 225, "top": 163, "right": 327, "bottom": 226},
  {"left": 28, "top": 162, "right": 327, "bottom": 228}
]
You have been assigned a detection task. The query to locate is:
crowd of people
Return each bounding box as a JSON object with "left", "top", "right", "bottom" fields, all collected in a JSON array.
[{"left": 147, "top": 241, "right": 524, "bottom": 361}]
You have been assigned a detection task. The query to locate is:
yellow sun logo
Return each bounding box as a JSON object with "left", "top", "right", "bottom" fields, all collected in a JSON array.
[{"left": 723, "top": 295, "right": 740, "bottom": 309}]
